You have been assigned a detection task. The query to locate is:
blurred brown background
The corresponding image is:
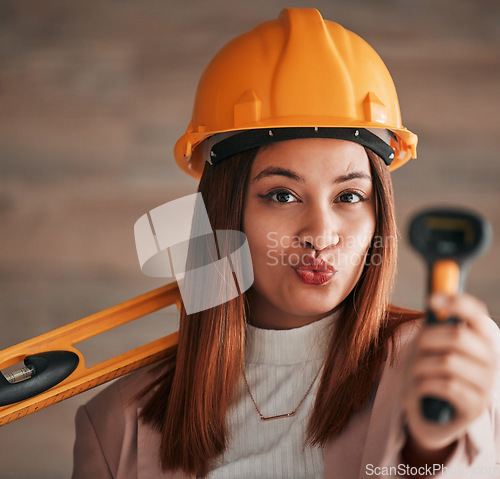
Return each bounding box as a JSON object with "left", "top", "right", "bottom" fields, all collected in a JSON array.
[{"left": 0, "top": 1, "right": 499, "bottom": 477}]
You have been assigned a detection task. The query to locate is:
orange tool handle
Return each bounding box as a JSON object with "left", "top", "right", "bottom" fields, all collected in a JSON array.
[{"left": 431, "top": 259, "right": 461, "bottom": 320}]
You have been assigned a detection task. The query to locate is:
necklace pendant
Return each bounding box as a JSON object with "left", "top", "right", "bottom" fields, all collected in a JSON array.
[
  {"left": 243, "top": 365, "right": 322, "bottom": 422},
  {"left": 260, "top": 411, "right": 296, "bottom": 421}
]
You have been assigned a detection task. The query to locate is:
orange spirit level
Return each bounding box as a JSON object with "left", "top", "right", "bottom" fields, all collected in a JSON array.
[{"left": 0, "top": 282, "right": 181, "bottom": 426}]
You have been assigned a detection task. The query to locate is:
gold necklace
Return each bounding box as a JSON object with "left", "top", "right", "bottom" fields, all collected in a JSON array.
[{"left": 242, "top": 365, "right": 322, "bottom": 421}]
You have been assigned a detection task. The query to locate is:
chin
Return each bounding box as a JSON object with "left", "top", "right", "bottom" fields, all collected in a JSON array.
[{"left": 283, "top": 294, "right": 341, "bottom": 318}]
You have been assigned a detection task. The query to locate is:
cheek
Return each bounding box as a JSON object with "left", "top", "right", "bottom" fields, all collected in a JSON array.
[
  {"left": 243, "top": 218, "right": 299, "bottom": 297},
  {"left": 250, "top": 229, "right": 285, "bottom": 269},
  {"left": 243, "top": 211, "right": 278, "bottom": 273},
  {"left": 337, "top": 215, "right": 376, "bottom": 269},
  {"left": 356, "top": 219, "right": 376, "bottom": 252}
]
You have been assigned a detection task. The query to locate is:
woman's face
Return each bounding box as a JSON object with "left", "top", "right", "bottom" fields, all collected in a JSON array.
[{"left": 242, "top": 138, "right": 376, "bottom": 329}]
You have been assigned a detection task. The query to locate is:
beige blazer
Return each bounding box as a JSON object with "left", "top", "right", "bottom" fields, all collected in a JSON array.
[{"left": 72, "top": 320, "right": 500, "bottom": 479}]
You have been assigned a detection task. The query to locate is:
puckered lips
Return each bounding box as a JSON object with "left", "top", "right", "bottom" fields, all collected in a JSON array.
[{"left": 294, "top": 256, "right": 337, "bottom": 285}]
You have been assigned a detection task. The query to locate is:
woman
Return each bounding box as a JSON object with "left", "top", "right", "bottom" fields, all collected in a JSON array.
[{"left": 72, "top": 9, "right": 500, "bottom": 478}]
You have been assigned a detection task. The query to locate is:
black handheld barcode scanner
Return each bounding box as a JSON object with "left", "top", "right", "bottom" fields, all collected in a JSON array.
[{"left": 409, "top": 208, "right": 492, "bottom": 423}]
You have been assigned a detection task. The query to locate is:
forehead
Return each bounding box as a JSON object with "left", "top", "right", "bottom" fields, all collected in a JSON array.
[{"left": 251, "top": 138, "right": 371, "bottom": 178}]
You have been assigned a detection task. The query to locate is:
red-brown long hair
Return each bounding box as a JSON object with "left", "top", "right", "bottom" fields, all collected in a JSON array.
[{"left": 140, "top": 146, "right": 420, "bottom": 476}]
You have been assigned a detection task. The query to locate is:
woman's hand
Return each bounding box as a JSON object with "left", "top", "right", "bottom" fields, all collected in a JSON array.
[{"left": 402, "top": 293, "right": 498, "bottom": 458}]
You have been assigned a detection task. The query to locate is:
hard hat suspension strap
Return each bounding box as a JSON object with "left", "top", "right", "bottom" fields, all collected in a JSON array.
[{"left": 208, "top": 127, "right": 395, "bottom": 167}]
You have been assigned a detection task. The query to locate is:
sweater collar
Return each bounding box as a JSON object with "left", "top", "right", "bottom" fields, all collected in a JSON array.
[{"left": 245, "top": 311, "right": 339, "bottom": 365}]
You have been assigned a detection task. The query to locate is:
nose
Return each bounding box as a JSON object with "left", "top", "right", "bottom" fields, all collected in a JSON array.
[{"left": 298, "top": 207, "right": 340, "bottom": 252}]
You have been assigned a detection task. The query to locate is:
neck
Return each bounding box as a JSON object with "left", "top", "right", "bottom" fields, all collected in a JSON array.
[{"left": 247, "top": 290, "right": 337, "bottom": 330}]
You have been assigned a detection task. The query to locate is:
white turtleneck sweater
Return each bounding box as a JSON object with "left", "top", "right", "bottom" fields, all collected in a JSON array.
[{"left": 208, "top": 313, "right": 337, "bottom": 479}]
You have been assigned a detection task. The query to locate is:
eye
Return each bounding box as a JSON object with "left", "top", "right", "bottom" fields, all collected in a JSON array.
[
  {"left": 336, "top": 191, "right": 367, "bottom": 204},
  {"left": 259, "top": 189, "right": 299, "bottom": 204}
]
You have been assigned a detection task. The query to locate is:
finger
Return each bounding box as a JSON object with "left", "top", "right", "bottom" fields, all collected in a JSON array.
[
  {"left": 415, "top": 325, "right": 494, "bottom": 368},
  {"left": 429, "top": 293, "right": 494, "bottom": 341},
  {"left": 411, "top": 352, "right": 495, "bottom": 396},
  {"left": 413, "top": 376, "right": 488, "bottom": 420}
]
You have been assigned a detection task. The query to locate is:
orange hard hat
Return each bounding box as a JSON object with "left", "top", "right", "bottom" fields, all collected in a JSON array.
[{"left": 174, "top": 8, "right": 417, "bottom": 180}]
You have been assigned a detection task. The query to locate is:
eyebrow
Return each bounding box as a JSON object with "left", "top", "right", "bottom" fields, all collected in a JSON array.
[
  {"left": 252, "top": 167, "right": 371, "bottom": 184},
  {"left": 334, "top": 172, "right": 372, "bottom": 183},
  {"left": 252, "top": 167, "right": 305, "bottom": 183}
]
